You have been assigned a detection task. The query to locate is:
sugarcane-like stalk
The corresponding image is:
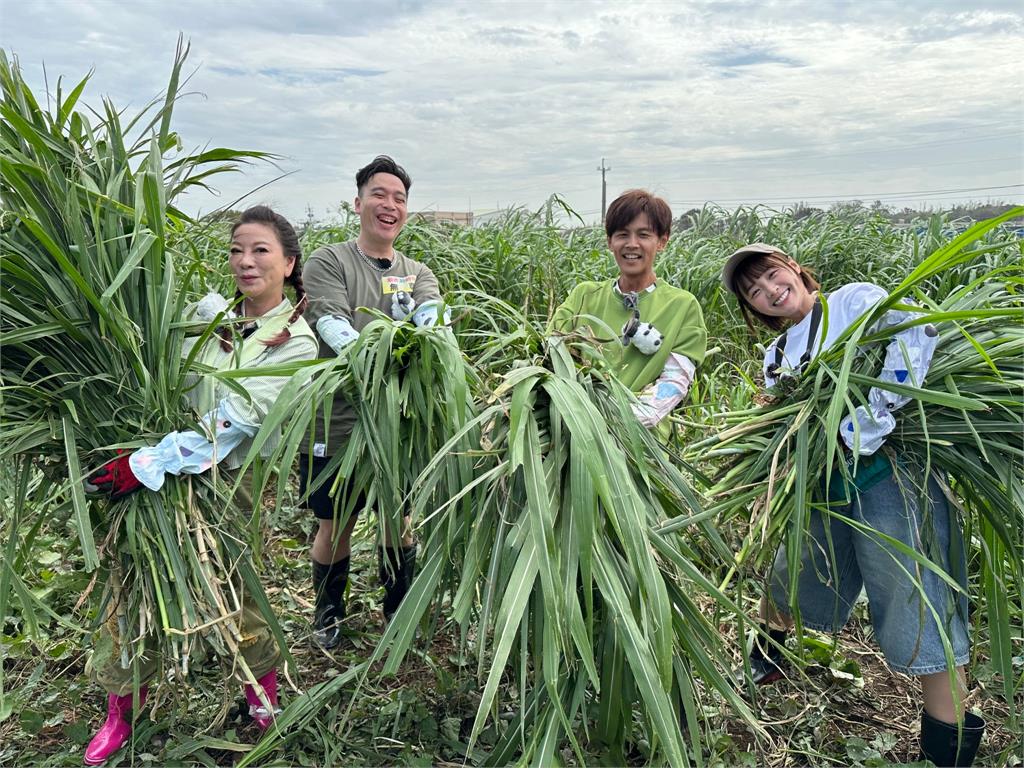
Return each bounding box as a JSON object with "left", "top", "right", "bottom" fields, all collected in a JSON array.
[
  {"left": 687, "top": 212, "right": 1023, "bottom": 715},
  {"left": 0, "top": 42, "right": 281, "bottom": 688}
]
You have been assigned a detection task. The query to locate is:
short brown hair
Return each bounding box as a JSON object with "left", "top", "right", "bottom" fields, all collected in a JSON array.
[
  {"left": 733, "top": 252, "right": 820, "bottom": 332},
  {"left": 605, "top": 189, "right": 672, "bottom": 238}
]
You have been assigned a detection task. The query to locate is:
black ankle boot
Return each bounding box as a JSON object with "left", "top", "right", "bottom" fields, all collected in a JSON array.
[
  {"left": 736, "top": 625, "right": 787, "bottom": 686},
  {"left": 919, "top": 710, "right": 984, "bottom": 767},
  {"left": 379, "top": 545, "right": 416, "bottom": 621},
  {"left": 312, "top": 557, "right": 349, "bottom": 649}
]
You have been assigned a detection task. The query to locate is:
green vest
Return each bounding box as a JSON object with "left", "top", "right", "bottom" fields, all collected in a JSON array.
[
  {"left": 181, "top": 299, "right": 317, "bottom": 469},
  {"left": 823, "top": 451, "right": 894, "bottom": 504}
]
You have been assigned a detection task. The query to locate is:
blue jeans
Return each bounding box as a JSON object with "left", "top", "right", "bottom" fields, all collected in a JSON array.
[{"left": 769, "top": 462, "right": 970, "bottom": 675}]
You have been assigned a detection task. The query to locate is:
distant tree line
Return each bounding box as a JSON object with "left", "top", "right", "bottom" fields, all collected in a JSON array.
[{"left": 677, "top": 200, "right": 1022, "bottom": 231}]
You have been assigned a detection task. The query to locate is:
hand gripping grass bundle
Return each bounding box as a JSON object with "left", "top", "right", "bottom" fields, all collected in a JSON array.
[
  {"left": 690, "top": 211, "right": 1023, "bottom": 710},
  {"left": 352, "top": 318, "right": 761, "bottom": 768},
  {"left": 0, "top": 44, "right": 282, "bottom": 688},
  {"left": 237, "top": 308, "right": 479, "bottom": 545}
]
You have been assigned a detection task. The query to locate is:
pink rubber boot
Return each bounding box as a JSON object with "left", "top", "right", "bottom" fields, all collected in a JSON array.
[
  {"left": 83, "top": 686, "right": 148, "bottom": 765},
  {"left": 243, "top": 668, "right": 279, "bottom": 731}
]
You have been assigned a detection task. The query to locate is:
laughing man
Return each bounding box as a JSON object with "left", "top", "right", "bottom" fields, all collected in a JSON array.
[{"left": 300, "top": 155, "right": 445, "bottom": 648}]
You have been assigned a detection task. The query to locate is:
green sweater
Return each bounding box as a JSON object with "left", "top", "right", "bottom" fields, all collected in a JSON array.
[{"left": 551, "top": 279, "right": 707, "bottom": 392}]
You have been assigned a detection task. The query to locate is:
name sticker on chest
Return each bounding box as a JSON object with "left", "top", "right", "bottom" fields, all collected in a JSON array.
[{"left": 381, "top": 275, "right": 417, "bottom": 295}]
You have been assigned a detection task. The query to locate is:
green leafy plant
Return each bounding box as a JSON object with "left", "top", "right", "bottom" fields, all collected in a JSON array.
[
  {"left": 0, "top": 40, "right": 281, "bottom": 696},
  {"left": 690, "top": 209, "right": 1024, "bottom": 720}
]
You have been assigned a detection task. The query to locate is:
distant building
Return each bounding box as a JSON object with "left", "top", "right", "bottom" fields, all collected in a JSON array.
[{"left": 413, "top": 210, "right": 474, "bottom": 226}]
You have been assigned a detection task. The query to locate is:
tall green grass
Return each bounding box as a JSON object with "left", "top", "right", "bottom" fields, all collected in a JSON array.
[
  {"left": 3, "top": 44, "right": 1021, "bottom": 768},
  {"left": 0, "top": 41, "right": 283, "bottom": 696}
]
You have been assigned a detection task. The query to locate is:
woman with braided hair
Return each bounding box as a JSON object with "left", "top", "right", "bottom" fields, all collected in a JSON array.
[{"left": 81, "top": 206, "right": 318, "bottom": 765}]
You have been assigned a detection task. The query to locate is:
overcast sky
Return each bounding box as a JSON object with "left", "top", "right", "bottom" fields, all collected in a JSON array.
[{"left": 2, "top": 0, "right": 1021, "bottom": 223}]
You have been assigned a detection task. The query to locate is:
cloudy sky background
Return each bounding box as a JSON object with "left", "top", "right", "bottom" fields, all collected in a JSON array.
[{"left": 2, "top": 0, "right": 1021, "bottom": 223}]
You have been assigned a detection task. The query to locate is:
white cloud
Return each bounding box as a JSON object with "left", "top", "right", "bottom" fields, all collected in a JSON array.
[{"left": 1, "top": 0, "right": 1020, "bottom": 221}]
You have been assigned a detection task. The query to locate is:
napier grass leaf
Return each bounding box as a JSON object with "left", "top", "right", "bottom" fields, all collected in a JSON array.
[
  {"left": 61, "top": 413, "right": 97, "bottom": 571},
  {"left": 1, "top": 43, "right": 282, "bottom": 687},
  {"left": 691, "top": 212, "right": 1023, "bottom": 716}
]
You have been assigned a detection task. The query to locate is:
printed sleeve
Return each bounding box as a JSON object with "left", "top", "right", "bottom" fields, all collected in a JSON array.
[
  {"left": 867, "top": 325, "right": 938, "bottom": 412},
  {"left": 840, "top": 405, "right": 896, "bottom": 456},
  {"left": 828, "top": 281, "right": 938, "bottom": 454},
  {"left": 633, "top": 353, "right": 696, "bottom": 428},
  {"left": 303, "top": 247, "right": 352, "bottom": 329},
  {"left": 129, "top": 402, "right": 256, "bottom": 490},
  {"left": 868, "top": 301, "right": 939, "bottom": 414},
  {"left": 833, "top": 281, "right": 938, "bottom": 411}
]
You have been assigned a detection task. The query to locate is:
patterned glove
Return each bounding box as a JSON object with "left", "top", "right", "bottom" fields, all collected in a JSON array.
[
  {"left": 839, "top": 405, "right": 896, "bottom": 456},
  {"left": 316, "top": 315, "right": 359, "bottom": 354},
  {"left": 84, "top": 450, "right": 144, "bottom": 500},
  {"left": 411, "top": 300, "right": 451, "bottom": 327},
  {"left": 391, "top": 291, "right": 417, "bottom": 321},
  {"left": 195, "top": 291, "right": 236, "bottom": 322}
]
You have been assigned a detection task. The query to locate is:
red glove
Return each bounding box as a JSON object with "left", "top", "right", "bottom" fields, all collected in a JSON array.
[{"left": 84, "top": 451, "right": 143, "bottom": 500}]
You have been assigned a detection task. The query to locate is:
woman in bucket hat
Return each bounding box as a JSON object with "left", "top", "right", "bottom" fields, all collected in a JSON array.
[{"left": 722, "top": 243, "right": 983, "bottom": 767}]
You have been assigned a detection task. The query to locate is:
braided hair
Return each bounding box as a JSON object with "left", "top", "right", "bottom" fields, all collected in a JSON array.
[{"left": 219, "top": 205, "right": 308, "bottom": 350}]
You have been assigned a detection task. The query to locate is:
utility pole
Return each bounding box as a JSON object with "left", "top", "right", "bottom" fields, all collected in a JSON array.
[{"left": 597, "top": 158, "right": 610, "bottom": 222}]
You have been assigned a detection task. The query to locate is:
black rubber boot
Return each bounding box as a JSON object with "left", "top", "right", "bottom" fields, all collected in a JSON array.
[
  {"left": 379, "top": 545, "right": 416, "bottom": 622},
  {"left": 919, "top": 710, "right": 984, "bottom": 767},
  {"left": 736, "top": 625, "right": 788, "bottom": 686},
  {"left": 312, "top": 557, "right": 349, "bottom": 650}
]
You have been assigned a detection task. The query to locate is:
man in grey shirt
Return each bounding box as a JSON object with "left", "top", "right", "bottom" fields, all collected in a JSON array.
[{"left": 300, "top": 155, "right": 445, "bottom": 649}]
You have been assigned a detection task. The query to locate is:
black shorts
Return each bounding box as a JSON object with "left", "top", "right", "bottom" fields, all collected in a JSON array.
[{"left": 298, "top": 455, "right": 368, "bottom": 522}]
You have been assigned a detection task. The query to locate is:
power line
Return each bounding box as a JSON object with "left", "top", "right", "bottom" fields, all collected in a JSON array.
[
  {"left": 558, "top": 121, "right": 1021, "bottom": 179},
  {"left": 455, "top": 130, "right": 1022, "bottom": 199},
  {"left": 669, "top": 183, "right": 1023, "bottom": 205},
  {"left": 687, "top": 130, "right": 1023, "bottom": 168},
  {"left": 508, "top": 155, "right": 1018, "bottom": 206}
]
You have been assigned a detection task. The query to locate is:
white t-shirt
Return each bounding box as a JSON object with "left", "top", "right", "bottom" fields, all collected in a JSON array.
[{"left": 763, "top": 282, "right": 886, "bottom": 387}]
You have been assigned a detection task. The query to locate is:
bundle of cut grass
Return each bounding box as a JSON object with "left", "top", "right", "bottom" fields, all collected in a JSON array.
[
  {"left": 0, "top": 43, "right": 282, "bottom": 682},
  {"left": 247, "top": 310, "right": 760, "bottom": 765},
  {"left": 243, "top": 309, "right": 479, "bottom": 548},
  {"left": 356, "top": 322, "right": 761, "bottom": 767},
  {"left": 688, "top": 210, "right": 1023, "bottom": 711},
  {"left": 222, "top": 308, "right": 486, "bottom": 761}
]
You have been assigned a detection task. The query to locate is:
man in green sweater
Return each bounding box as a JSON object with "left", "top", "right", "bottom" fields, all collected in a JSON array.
[
  {"left": 551, "top": 189, "right": 706, "bottom": 439},
  {"left": 300, "top": 155, "right": 445, "bottom": 649}
]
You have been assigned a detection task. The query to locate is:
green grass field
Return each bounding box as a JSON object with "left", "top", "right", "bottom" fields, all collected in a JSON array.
[{"left": 2, "top": 46, "right": 1022, "bottom": 768}]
